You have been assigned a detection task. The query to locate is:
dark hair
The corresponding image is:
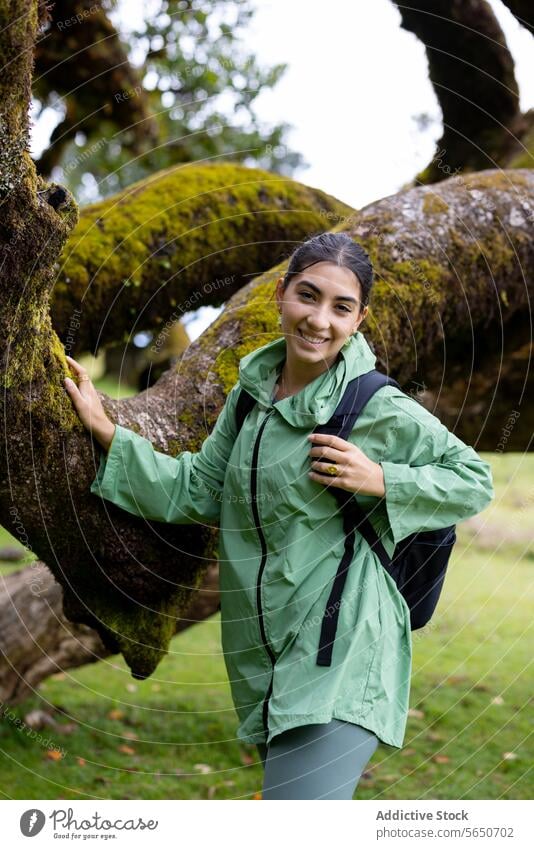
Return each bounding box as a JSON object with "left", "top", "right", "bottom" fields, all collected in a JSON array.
[{"left": 281, "top": 232, "right": 373, "bottom": 310}]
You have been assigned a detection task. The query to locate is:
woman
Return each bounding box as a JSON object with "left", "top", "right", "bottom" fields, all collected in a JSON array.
[{"left": 64, "top": 232, "right": 494, "bottom": 800}]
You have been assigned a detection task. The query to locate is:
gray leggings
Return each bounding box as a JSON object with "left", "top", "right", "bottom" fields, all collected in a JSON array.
[{"left": 256, "top": 719, "right": 379, "bottom": 800}]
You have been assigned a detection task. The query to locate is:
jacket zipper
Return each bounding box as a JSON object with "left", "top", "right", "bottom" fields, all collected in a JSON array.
[{"left": 250, "top": 408, "right": 276, "bottom": 736}]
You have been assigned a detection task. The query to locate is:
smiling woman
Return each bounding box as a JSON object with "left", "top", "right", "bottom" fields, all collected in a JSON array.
[{"left": 65, "top": 231, "right": 494, "bottom": 800}]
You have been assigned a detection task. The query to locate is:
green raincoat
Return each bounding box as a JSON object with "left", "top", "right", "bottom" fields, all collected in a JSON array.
[{"left": 90, "top": 332, "right": 494, "bottom": 748}]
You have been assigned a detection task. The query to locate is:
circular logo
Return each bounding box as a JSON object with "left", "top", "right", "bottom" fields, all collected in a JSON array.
[{"left": 20, "top": 809, "right": 45, "bottom": 837}]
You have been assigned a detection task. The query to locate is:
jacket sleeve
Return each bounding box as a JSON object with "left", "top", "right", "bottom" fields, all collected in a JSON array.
[
  {"left": 372, "top": 389, "right": 494, "bottom": 546},
  {"left": 89, "top": 383, "right": 240, "bottom": 525}
]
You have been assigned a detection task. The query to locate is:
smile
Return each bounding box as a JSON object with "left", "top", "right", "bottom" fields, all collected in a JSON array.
[{"left": 298, "top": 329, "right": 329, "bottom": 346}]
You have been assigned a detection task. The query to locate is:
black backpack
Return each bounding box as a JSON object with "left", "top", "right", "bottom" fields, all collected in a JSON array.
[{"left": 235, "top": 369, "right": 456, "bottom": 651}]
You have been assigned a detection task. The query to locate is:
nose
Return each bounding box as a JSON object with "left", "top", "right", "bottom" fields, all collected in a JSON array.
[{"left": 305, "top": 305, "right": 330, "bottom": 332}]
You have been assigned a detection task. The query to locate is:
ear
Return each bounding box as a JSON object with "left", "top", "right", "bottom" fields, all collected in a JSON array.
[{"left": 354, "top": 304, "right": 368, "bottom": 331}]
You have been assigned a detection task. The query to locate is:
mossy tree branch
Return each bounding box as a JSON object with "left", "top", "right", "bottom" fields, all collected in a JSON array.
[{"left": 50, "top": 161, "right": 356, "bottom": 354}]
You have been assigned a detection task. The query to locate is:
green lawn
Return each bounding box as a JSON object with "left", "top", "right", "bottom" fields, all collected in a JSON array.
[{"left": 0, "top": 451, "right": 532, "bottom": 800}]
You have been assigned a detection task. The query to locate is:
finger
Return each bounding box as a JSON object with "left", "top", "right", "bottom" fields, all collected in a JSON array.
[
  {"left": 308, "top": 469, "right": 341, "bottom": 486},
  {"left": 309, "top": 445, "right": 347, "bottom": 462},
  {"left": 64, "top": 357, "right": 93, "bottom": 392},
  {"left": 64, "top": 355, "right": 85, "bottom": 377},
  {"left": 311, "top": 460, "right": 347, "bottom": 477},
  {"left": 308, "top": 433, "right": 349, "bottom": 450},
  {"left": 63, "top": 376, "right": 83, "bottom": 401}
]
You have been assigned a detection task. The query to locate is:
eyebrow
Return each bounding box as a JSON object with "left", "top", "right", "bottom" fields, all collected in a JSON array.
[{"left": 297, "top": 279, "right": 359, "bottom": 304}]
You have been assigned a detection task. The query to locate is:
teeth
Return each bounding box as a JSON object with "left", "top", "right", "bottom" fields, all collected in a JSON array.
[{"left": 300, "top": 330, "right": 327, "bottom": 344}]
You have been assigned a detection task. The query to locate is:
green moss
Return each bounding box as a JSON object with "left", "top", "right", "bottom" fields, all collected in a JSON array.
[
  {"left": 213, "top": 273, "right": 283, "bottom": 396},
  {"left": 73, "top": 589, "right": 191, "bottom": 680},
  {"left": 52, "top": 162, "right": 355, "bottom": 348}
]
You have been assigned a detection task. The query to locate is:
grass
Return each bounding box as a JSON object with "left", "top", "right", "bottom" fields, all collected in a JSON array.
[{"left": 0, "top": 439, "right": 532, "bottom": 799}]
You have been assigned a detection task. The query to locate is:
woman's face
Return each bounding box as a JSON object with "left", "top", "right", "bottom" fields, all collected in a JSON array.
[{"left": 275, "top": 261, "right": 368, "bottom": 370}]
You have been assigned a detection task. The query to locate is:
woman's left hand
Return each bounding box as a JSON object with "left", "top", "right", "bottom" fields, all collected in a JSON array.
[{"left": 307, "top": 433, "right": 385, "bottom": 497}]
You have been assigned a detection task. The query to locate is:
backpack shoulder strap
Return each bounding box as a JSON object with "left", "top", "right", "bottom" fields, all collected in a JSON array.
[
  {"left": 315, "top": 369, "right": 401, "bottom": 569},
  {"left": 315, "top": 369, "right": 400, "bottom": 441},
  {"left": 235, "top": 386, "right": 257, "bottom": 435}
]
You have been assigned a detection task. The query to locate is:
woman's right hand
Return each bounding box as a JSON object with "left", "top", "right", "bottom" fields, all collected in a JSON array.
[{"left": 63, "top": 355, "right": 116, "bottom": 452}]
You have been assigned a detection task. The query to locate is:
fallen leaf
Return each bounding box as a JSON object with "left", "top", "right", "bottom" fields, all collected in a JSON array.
[
  {"left": 240, "top": 751, "right": 255, "bottom": 765},
  {"left": 117, "top": 744, "right": 136, "bottom": 756},
  {"left": 108, "top": 709, "right": 124, "bottom": 721},
  {"left": 408, "top": 708, "right": 425, "bottom": 719},
  {"left": 45, "top": 749, "right": 64, "bottom": 761},
  {"left": 432, "top": 755, "right": 451, "bottom": 764},
  {"left": 194, "top": 763, "right": 212, "bottom": 774},
  {"left": 77, "top": 757, "right": 86, "bottom": 766},
  {"left": 401, "top": 748, "right": 417, "bottom": 756},
  {"left": 427, "top": 732, "right": 444, "bottom": 742}
]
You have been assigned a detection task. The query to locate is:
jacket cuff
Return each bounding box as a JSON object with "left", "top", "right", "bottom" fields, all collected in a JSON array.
[
  {"left": 90, "top": 424, "right": 128, "bottom": 501},
  {"left": 379, "top": 460, "right": 417, "bottom": 546}
]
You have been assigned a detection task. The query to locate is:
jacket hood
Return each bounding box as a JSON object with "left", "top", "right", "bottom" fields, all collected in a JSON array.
[{"left": 238, "top": 331, "right": 377, "bottom": 427}]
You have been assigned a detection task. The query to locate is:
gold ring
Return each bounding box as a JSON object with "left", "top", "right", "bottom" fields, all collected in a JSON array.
[{"left": 326, "top": 464, "right": 338, "bottom": 476}]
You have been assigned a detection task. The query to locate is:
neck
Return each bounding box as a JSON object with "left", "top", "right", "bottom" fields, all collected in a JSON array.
[{"left": 280, "top": 350, "right": 339, "bottom": 394}]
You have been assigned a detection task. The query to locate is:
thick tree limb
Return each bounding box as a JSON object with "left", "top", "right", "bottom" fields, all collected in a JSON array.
[
  {"left": 392, "top": 0, "right": 523, "bottom": 182},
  {"left": 500, "top": 0, "right": 533, "bottom": 35},
  {"left": 49, "top": 162, "right": 355, "bottom": 354}
]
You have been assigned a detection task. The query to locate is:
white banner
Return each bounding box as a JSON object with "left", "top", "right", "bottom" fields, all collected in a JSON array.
[{"left": 3, "top": 799, "right": 532, "bottom": 848}]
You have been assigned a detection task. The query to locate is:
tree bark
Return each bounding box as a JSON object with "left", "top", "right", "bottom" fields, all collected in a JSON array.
[{"left": 391, "top": 0, "right": 524, "bottom": 182}]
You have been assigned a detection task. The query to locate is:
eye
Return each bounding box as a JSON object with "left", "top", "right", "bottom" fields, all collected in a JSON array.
[{"left": 298, "top": 290, "right": 351, "bottom": 312}]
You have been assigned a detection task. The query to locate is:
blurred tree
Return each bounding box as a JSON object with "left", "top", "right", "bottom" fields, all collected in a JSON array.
[
  {"left": 33, "top": 0, "right": 159, "bottom": 179},
  {"left": 391, "top": 0, "right": 534, "bottom": 183},
  {"left": 36, "top": 0, "right": 303, "bottom": 201}
]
